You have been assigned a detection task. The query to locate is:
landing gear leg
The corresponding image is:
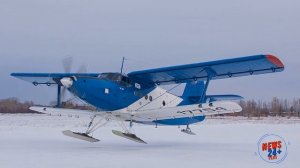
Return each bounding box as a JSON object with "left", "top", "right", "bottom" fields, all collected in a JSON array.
[
  {"left": 86, "top": 115, "right": 96, "bottom": 134},
  {"left": 181, "top": 125, "right": 196, "bottom": 135},
  {"left": 62, "top": 114, "right": 111, "bottom": 142}
]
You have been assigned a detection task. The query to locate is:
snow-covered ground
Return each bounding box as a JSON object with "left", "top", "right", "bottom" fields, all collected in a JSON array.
[{"left": 0, "top": 114, "right": 299, "bottom": 168}]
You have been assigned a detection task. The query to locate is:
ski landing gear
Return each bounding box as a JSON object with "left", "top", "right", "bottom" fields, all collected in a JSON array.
[
  {"left": 112, "top": 130, "right": 147, "bottom": 144},
  {"left": 181, "top": 125, "right": 196, "bottom": 135},
  {"left": 61, "top": 114, "right": 147, "bottom": 144},
  {"left": 62, "top": 130, "right": 100, "bottom": 142},
  {"left": 112, "top": 116, "right": 147, "bottom": 144},
  {"left": 62, "top": 115, "right": 110, "bottom": 142}
]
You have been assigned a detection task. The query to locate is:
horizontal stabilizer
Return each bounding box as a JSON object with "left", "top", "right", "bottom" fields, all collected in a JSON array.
[{"left": 206, "top": 95, "right": 243, "bottom": 102}]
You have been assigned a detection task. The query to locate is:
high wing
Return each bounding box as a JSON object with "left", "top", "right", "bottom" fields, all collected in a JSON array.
[
  {"left": 11, "top": 55, "right": 284, "bottom": 86},
  {"left": 10, "top": 73, "right": 100, "bottom": 85},
  {"left": 128, "top": 54, "right": 284, "bottom": 85}
]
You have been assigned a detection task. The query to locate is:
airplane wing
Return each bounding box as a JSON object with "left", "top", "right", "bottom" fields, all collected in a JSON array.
[
  {"left": 119, "top": 101, "right": 242, "bottom": 123},
  {"left": 29, "top": 106, "right": 110, "bottom": 117},
  {"left": 30, "top": 101, "right": 241, "bottom": 123},
  {"left": 128, "top": 54, "right": 284, "bottom": 85},
  {"left": 10, "top": 73, "right": 100, "bottom": 85}
]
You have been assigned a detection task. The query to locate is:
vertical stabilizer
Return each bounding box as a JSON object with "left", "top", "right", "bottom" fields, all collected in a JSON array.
[{"left": 181, "top": 81, "right": 205, "bottom": 104}]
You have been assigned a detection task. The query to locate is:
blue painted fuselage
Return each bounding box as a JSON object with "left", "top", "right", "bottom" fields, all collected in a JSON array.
[
  {"left": 68, "top": 77, "right": 154, "bottom": 111},
  {"left": 67, "top": 76, "right": 206, "bottom": 126}
]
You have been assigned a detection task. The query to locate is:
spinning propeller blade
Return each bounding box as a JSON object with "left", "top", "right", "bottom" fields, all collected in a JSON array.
[
  {"left": 60, "top": 56, "right": 88, "bottom": 105},
  {"left": 62, "top": 56, "right": 73, "bottom": 73}
]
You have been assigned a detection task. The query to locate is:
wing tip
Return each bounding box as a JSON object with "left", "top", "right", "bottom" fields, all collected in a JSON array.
[
  {"left": 265, "top": 55, "right": 284, "bottom": 68},
  {"left": 10, "top": 72, "right": 25, "bottom": 77},
  {"left": 10, "top": 73, "right": 17, "bottom": 77}
]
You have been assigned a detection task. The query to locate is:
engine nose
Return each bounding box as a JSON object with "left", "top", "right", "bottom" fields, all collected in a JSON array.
[{"left": 60, "top": 77, "right": 73, "bottom": 88}]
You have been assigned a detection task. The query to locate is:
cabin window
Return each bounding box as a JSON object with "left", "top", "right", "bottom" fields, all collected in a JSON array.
[
  {"left": 145, "top": 95, "right": 148, "bottom": 100},
  {"left": 149, "top": 96, "right": 153, "bottom": 101},
  {"left": 120, "top": 76, "right": 131, "bottom": 87},
  {"left": 104, "top": 88, "right": 109, "bottom": 94},
  {"left": 162, "top": 101, "right": 166, "bottom": 106},
  {"left": 135, "top": 83, "right": 141, "bottom": 89},
  {"left": 99, "top": 73, "right": 131, "bottom": 87}
]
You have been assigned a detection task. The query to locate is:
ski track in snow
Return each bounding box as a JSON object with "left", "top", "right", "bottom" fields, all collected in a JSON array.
[{"left": 0, "top": 114, "right": 299, "bottom": 168}]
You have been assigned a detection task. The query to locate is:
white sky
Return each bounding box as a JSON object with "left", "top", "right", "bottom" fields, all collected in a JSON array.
[{"left": 0, "top": 0, "right": 299, "bottom": 104}]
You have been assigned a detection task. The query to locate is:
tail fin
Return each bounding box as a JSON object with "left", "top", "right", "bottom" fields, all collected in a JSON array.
[
  {"left": 181, "top": 82, "right": 243, "bottom": 105},
  {"left": 181, "top": 81, "right": 204, "bottom": 104}
]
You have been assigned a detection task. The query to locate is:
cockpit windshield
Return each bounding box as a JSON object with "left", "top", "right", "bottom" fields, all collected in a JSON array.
[
  {"left": 98, "top": 73, "right": 131, "bottom": 87},
  {"left": 99, "top": 73, "right": 121, "bottom": 81}
]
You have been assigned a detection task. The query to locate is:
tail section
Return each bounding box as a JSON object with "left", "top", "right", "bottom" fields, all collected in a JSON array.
[
  {"left": 206, "top": 95, "right": 243, "bottom": 102},
  {"left": 181, "top": 82, "right": 205, "bottom": 104},
  {"left": 181, "top": 82, "right": 243, "bottom": 105}
]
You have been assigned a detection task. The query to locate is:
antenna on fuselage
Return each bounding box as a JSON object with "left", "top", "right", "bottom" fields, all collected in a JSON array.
[{"left": 120, "top": 56, "right": 126, "bottom": 74}]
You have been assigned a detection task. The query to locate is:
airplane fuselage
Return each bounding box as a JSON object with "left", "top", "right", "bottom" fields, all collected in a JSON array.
[{"left": 68, "top": 74, "right": 183, "bottom": 111}]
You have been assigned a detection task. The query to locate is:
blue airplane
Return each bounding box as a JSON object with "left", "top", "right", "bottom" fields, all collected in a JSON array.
[{"left": 11, "top": 54, "right": 284, "bottom": 143}]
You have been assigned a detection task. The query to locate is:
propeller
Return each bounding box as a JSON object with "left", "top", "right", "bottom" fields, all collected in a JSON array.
[
  {"left": 59, "top": 57, "right": 87, "bottom": 105},
  {"left": 62, "top": 56, "right": 73, "bottom": 73},
  {"left": 77, "top": 64, "right": 87, "bottom": 74}
]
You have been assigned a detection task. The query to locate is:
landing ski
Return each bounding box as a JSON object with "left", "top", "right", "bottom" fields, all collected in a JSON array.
[
  {"left": 112, "top": 130, "right": 147, "bottom": 144},
  {"left": 181, "top": 129, "right": 196, "bottom": 135},
  {"left": 62, "top": 130, "right": 100, "bottom": 142}
]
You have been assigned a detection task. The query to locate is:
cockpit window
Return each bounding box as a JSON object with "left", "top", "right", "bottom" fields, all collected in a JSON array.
[
  {"left": 99, "top": 73, "right": 131, "bottom": 87},
  {"left": 99, "top": 73, "right": 121, "bottom": 81},
  {"left": 121, "top": 76, "right": 130, "bottom": 84}
]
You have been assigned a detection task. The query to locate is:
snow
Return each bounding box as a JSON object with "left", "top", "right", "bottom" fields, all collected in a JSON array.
[{"left": 0, "top": 114, "right": 299, "bottom": 168}]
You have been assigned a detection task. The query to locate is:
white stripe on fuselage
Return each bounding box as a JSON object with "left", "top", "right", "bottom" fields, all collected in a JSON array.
[{"left": 127, "top": 87, "right": 183, "bottom": 111}]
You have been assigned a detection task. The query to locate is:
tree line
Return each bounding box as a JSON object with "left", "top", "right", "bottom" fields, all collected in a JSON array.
[
  {"left": 0, "top": 98, "right": 94, "bottom": 113},
  {"left": 0, "top": 98, "right": 35, "bottom": 113},
  {"left": 0, "top": 97, "right": 300, "bottom": 117},
  {"left": 237, "top": 97, "right": 300, "bottom": 118}
]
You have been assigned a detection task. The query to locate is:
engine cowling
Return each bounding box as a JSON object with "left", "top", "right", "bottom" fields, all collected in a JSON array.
[{"left": 60, "top": 77, "right": 74, "bottom": 88}]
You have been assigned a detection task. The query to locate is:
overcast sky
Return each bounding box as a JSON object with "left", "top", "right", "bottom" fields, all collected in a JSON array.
[{"left": 0, "top": 0, "right": 299, "bottom": 104}]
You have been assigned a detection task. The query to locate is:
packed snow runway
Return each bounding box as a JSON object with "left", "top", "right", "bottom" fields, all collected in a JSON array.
[{"left": 0, "top": 114, "right": 299, "bottom": 168}]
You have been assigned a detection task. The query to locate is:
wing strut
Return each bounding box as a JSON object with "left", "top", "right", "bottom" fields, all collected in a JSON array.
[
  {"left": 200, "top": 68, "right": 216, "bottom": 103},
  {"left": 56, "top": 85, "right": 62, "bottom": 107}
]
